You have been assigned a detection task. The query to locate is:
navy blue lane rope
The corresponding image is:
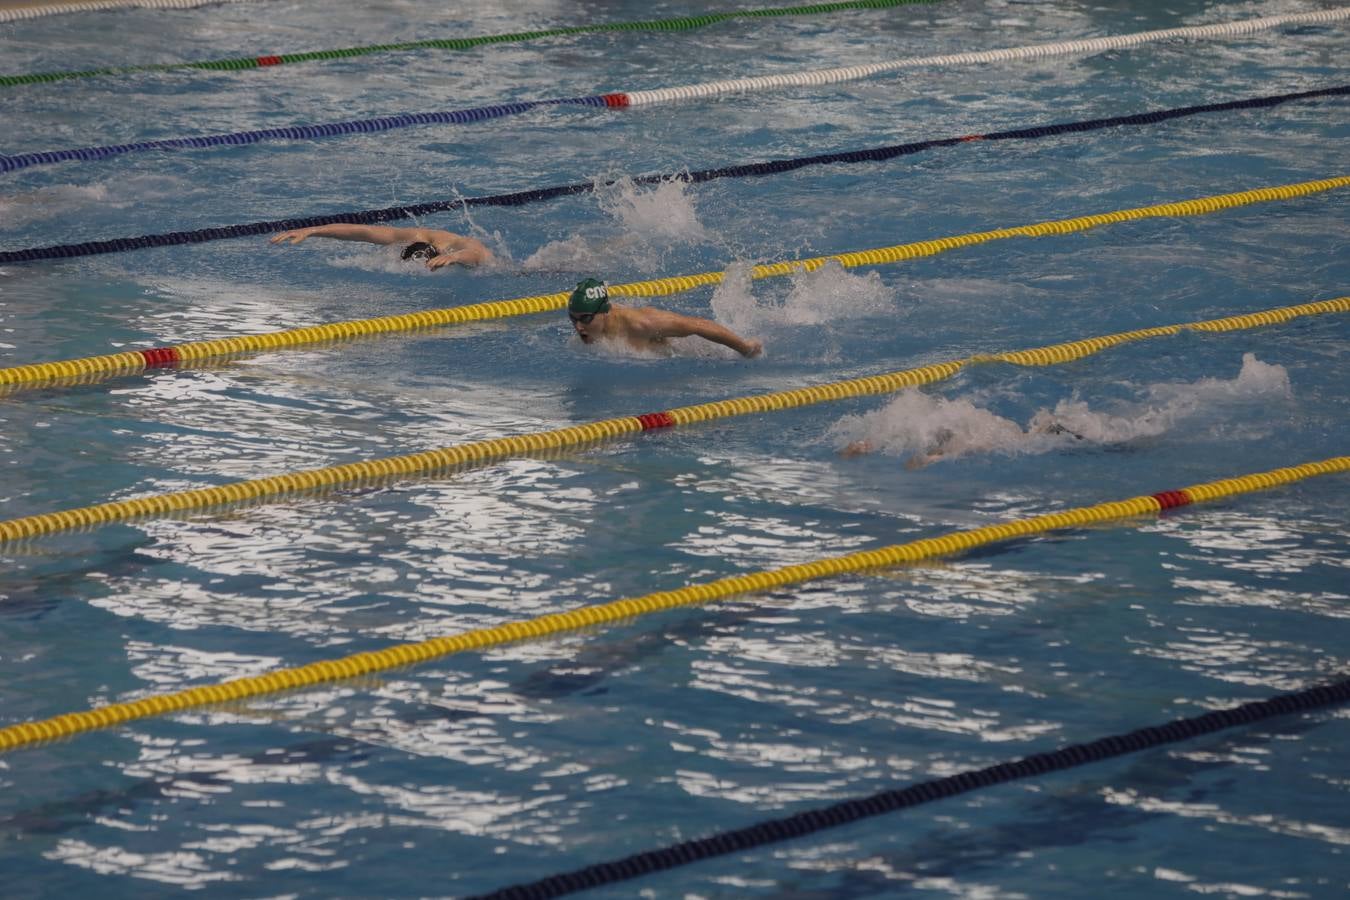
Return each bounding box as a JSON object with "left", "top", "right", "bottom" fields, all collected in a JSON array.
[
  {"left": 2, "top": 85, "right": 1345, "bottom": 265},
  {"left": 467, "top": 676, "right": 1350, "bottom": 899},
  {"left": 0, "top": 95, "right": 613, "bottom": 175}
]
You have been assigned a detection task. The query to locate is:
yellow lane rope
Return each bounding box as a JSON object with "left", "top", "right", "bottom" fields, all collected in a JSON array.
[
  {"left": 2, "top": 455, "right": 1344, "bottom": 754},
  {"left": 1, "top": 175, "right": 1345, "bottom": 391},
  {"left": 1, "top": 296, "right": 1345, "bottom": 545}
]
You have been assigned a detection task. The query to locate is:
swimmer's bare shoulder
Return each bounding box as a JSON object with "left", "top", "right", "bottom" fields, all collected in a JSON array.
[
  {"left": 425, "top": 230, "right": 493, "bottom": 269},
  {"left": 625, "top": 306, "right": 762, "bottom": 357}
]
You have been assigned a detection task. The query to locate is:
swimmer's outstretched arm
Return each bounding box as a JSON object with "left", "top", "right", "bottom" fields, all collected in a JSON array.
[
  {"left": 638, "top": 308, "right": 763, "bottom": 358},
  {"left": 269, "top": 224, "right": 436, "bottom": 245}
]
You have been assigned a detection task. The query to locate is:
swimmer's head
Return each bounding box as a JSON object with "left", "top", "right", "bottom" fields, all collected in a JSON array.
[
  {"left": 568, "top": 278, "right": 611, "bottom": 343},
  {"left": 401, "top": 241, "right": 439, "bottom": 262}
]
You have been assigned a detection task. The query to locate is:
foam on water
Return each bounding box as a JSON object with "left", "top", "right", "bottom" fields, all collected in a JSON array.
[
  {"left": 0, "top": 176, "right": 196, "bottom": 231},
  {"left": 522, "top": 176, "right": 713, "bottom": 273},
  {"left": 708, "top": 259, "right": 895, "bottom": 363},
  {"left": 595, "top": 175, "right": 712, "bottom": 245},
  {"left": 829, "top": 354, "right": 1293, "bottom": 466},
  {"left": 0, "top": 184, "right": 111, "bottom": 229},
  {"left": 713, "top": 260, "right": 895, "bottom": 331},
  {"left": 2, "top": 3, "right": 1347, "bottom": 897},
  {"left": 1034, "top": 352, "right": 1295, "bottom": 444}
]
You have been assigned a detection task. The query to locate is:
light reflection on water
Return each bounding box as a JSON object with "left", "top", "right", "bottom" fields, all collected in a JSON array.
[
  {"left": 1126, "top": 626, "right": 1344, "bottom": 690},
  {"left": 1148, "top": 510, "right": 1350, "bottom": 576},
  {"left": 1100, "top": 787, "right": 1350, "bottom": 846},
  {"left": 1171, "top": 577, "right": 1350, "bottom": 619},
  {"left": 2, "top": 0, "right": 1348, "bottom": 896},
  {"left": 44, "top": 839, "right": 244, "bottom": 888}
]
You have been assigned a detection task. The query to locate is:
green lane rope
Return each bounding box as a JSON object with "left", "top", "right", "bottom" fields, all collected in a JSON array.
[{"left": 0, "top": 1, "right": 938, "bottom": 88}]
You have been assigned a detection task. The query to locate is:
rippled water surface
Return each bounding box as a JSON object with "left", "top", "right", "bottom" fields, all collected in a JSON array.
[{"left": 1, "top": 0, "right": 1348, "bottom": 897}]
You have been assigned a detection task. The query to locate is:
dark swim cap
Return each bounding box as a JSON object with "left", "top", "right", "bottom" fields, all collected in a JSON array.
[
  {"left": 401, "top": 241, "right": 439, "bottom": 261},
  {"left": 568, "top": 278, "right": 610, "bottom": 315}
]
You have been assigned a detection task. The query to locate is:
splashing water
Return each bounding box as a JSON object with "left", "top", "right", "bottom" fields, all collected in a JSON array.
[
  {"left": 707, "top": 262, "right": 759, "bottom": 335},
  {"left": 711, "top": 259, "right": 896, "bottom": 332},
  {"left": 522, "top": 176, "right": 712, "bottom": 273},
  {"left": 831, "top": 354, "right": 1293, "bottom": 466},
  {"left": 709, "top": 259, "right": 895, "bottom": 364},
  {"left": 782, "top": 261, "right": 894, "bottom": 325},
  {"left": 0, "top": 176, "right": 194, "bottom": 230},
  {"left": 595, "top": 176, "right": 711, "bottom": 244},
  {"left": 829, "top": 391, "right": 1030, "bottom": 468},
  {"left": 0, "top": 183, "right": 110, "bottom": 229},
  {"left": 1034, "top": 353, "right": 1294, "bottom": 444}
]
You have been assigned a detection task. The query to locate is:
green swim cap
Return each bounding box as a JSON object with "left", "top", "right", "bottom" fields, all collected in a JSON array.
[{"left": 568, "top": 278, "right": 611, "bottom": 315}]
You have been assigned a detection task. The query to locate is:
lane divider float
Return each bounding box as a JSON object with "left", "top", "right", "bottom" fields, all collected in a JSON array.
[
  {"left": 1, "top": 455, "right": 1345, "bottom": 754},
  {"left": 0, "top": 296, "right": 1345, "bottom": 545},
  {"left": 0, "top": 1, "right": 938, "bottom": 87},
  {"left": 621, "top": 7, "right": 1350, "bottom": 107},
  {"left": 2, "top": 175, "right": 1346, "bottom": 393},
  {"left": 0, "top": 0, "right": 260, "bottom": 24},
  {"left": 471, "top": 675, "right": 1350, "bottom": 899},
  {"left": 3, "top": 85, "right": 1344, "bottom": 265},
  {"left": 2, "top": 8, "right": 1345, "bottom": 174}
]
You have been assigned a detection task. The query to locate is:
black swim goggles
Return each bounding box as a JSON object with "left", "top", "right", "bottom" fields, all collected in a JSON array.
[
  {"left": 400, "top": 241, "right": 440, "bottom": 262},
  {"left": 569, "top": 312, "right": 598, "bottom": 325}
]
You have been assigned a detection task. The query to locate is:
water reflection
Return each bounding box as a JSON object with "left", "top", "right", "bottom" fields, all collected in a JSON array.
[
  {"left": 1101, "top": 786, "right": 1350, "bottom": 844},
  {"left": 729, "top": 720, "right": 1336, "bottom": 898},
  {"left": 3, "top": 1, "right": 1349, "bottom": 896},
  {"left": 44, "top": 840, "right": 243, "bottom": 888},
  {"left": 1126, "top": 626, "right": 1339, "bottom": 690},
  {"left": 1148, "top": 511, "right": 1346, "bottom": 576},
  {"left": 1172, "top": 577, "right": 1350, "bottom": 620}
]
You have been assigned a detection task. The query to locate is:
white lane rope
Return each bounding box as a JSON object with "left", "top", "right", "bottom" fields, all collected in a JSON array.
[
  {"left": 623, "top": 8, "right": 1350, "bottom": 106},
  {"left": 0, "top": 0, "right": 264, "bottom": 23}
]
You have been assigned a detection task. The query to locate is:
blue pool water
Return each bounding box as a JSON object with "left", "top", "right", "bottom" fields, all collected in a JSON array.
[{"left": 1, "top": 0, "right": 1348, "bottom": 896}]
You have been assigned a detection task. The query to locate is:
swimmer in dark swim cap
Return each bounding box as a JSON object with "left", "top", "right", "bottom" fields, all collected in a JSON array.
[
  {"left": 566, "top": 277, "right": 763, "bottom": 357},
  {"left": 270, "top": 223, "right": 492, "bottom": 269}
]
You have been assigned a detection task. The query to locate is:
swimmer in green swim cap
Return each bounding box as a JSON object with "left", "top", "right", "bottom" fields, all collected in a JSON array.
[
  {"left": 270, "top": 223, "right": 492, "bottom": 269},
  {"left": 567, "top": 277, "right": 763, "bottom": 358}
]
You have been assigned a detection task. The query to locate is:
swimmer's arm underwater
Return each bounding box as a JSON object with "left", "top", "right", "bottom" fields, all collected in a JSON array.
[{"left": 633, "top": 307, "right": 763, "bottom": 358}]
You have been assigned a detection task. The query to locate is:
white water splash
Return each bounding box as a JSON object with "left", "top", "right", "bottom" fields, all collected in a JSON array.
[
  {"left": 0, "top": 183, "right": 110, "bottom": 229},
  {"left": 596, "top": 175, "right": 711, "bottom": 244},
  {"left": 829, "top": 391, "right": 1033, "bottom": 468},
  {"left": 780, "top": 260, "right": 894, "bottom": 325},
  {"left": 0, "top": 176, "right": 191, "bottom": 230},
  {"left": 1033, "top": 353, "right": 1293, "bottom": 444},
  {"left": 831, "top": 354, "right": 1293, "bottom": 466},
  {"left": 522, "top": 176, "right": 712, "bottom": 273},
  {"left": 711, "top": 259, "right": 895, "bottom": 333}
]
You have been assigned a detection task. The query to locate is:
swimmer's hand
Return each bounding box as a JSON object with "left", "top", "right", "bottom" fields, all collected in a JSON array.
[
  {"left": 904, "top": 452, "right": 940, "bottom": 470},
  {"left": 742, "top": 339, "right": 763, "bottom": 359},
  {"left": 425, "top": 241, "right": 492, "bottom": 269},
  {"left": 840, "top": 439, "right": 874, "bottom": 458},
  {"left": 425, "top": 252, "right": 464, "bottom": 271},
  {"left": 270, "top": 228, "right": 316, "bottom": 245}
]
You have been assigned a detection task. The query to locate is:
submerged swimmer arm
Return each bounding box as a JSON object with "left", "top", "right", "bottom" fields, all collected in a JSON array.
[{"left": 634, "top": 308, "right": 763, "bottom": 357}]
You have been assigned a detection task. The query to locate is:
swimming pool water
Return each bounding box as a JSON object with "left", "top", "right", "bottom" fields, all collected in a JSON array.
[{"left": 1, "top": 0, "right": 1348, "bottom": 896}]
